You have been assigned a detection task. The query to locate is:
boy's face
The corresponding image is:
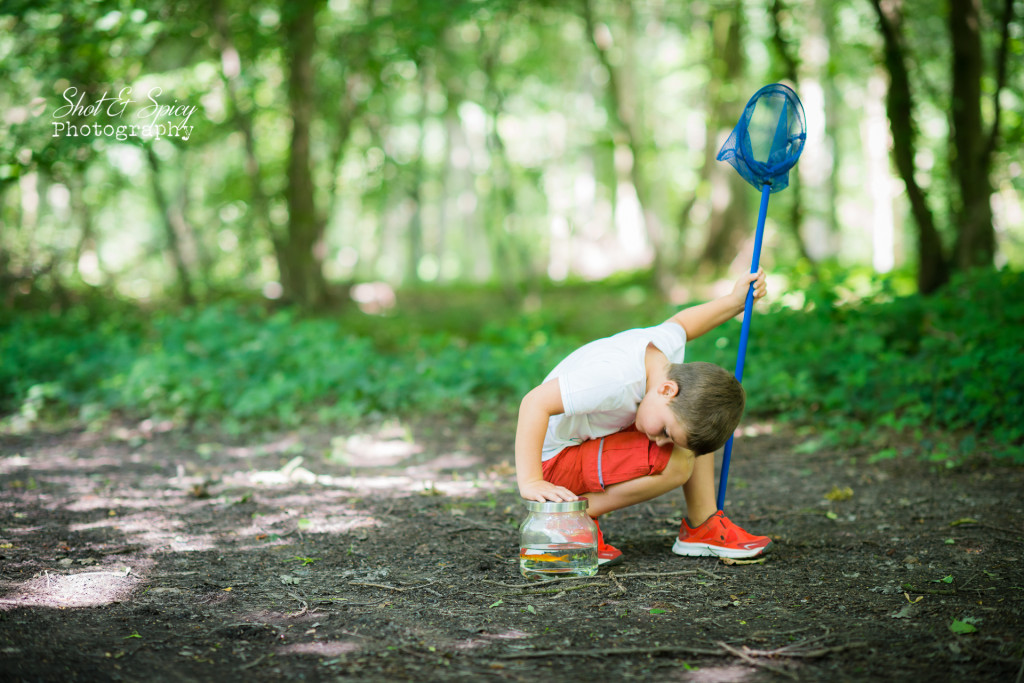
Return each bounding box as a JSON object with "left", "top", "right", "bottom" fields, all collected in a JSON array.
[{"left": 635, "top": 380, "right": 688, "bottom": 450}]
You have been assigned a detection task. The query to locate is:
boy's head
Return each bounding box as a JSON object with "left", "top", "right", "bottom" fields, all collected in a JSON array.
[
  {"left": 668, "top": 362, "right": 745, "bottom": 454},
  {"left": 643, "top": 362, "right": 744, "bottom": 455}
]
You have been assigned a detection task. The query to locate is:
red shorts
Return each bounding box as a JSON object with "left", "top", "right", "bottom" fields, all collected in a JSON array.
[{"left": 541, "top": 425, "right": 674, "bottom": 496}]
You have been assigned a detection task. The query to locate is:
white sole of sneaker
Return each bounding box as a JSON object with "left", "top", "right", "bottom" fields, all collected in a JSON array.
[{"left": 671, "top": 539, "right": 770, "bottom": 559}]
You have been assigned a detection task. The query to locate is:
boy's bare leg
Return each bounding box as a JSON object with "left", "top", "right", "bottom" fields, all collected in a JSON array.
[
  {"left": 583, "top": 448, "right": 695, "bottom": 517},
  {"left": 681, "top": 452, "right": 718, "bottom": 525}
]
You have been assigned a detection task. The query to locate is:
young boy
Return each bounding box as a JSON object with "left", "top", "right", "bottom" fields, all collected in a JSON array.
[{"left": 515, "top": 268, "right": 771, "bottom": 565}]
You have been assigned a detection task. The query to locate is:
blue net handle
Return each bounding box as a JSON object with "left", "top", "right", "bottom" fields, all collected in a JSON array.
[{"left": 717, "top": 83, "right": 806, "bottom": 193}]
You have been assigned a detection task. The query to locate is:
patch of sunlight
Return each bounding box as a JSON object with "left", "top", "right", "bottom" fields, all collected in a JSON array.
[
  {"left": 243, "top": 445, "right": 507, "bottom": 496},
  {"left": 249, "top": 456, "right": 320, "bottom": 486},
  {"left": 0, "top": 450, "right": 122, "bottom": 475},
  {"left": 68, "top": 512, "right": 218, "bottom": 553},
  {"left": 62, "top": 490, "right": 190, "bottom": 513},
  {"left": 350, "top": 281, "right": 396, "bottom": 315},
  {"left": 739, "top": 421, "right": 775, "bottom": 437},
  {"left": 0, "top": 560, "right": 152, "bottom": 610},
  {"left": 482, "top": 628, "right": 533, "bottom": 640},
  {"left": 298, "top": 515, "right": 380, "bottom": 535},
  {"left": 405, "top": 452, "right": 484, "bottom": 474},
  {"left": 277, "top": 640, "right": 362, "bottom": 657},
  {"left": 215, "top": 434, "right": 308, "bottom": 459},
  {"left": 0, "top": 454, "right": 31, "bottom": 473},
  {"left": 331, "top": 432, "right": 422, "bottom": 466},
  {"left": 451, "top": 637, "right": 490, "bottom": 652},
  {"left": 679, "top": 664, "right": 760, "bottom": 682},
  {"left": 451, "top": 628, "right": 533, "bottom": 652}
]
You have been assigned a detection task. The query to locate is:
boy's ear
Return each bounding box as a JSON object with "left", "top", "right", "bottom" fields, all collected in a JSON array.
[{"left": 659, "top": 380, "right": 679, "bottom": 398}]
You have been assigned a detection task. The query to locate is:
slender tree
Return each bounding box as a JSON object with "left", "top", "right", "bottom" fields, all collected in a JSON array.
[
  {"left": 949, "top": 0, "right": 1015, "bottom": 271},
  {"left": 581, "top": 0, "right": 668, "bottom": 288},
  {"left": 280, "top": 0, "right": 330, "bottom": 308},
  {"left": 699, "top": 2, "right": 749, "bottom": 272},
  {"left": 869, "top": 0, "right": 949, "bottom": 293},
  {"left": 146, "top": 145, "right": 196, "bottom": 306},
  {"left": 769, "top": 0, "right": 813, "bottom": 267}
]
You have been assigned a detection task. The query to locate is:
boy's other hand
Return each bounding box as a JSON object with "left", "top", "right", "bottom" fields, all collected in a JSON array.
[
  {"left": 519, "top": 479, "right": 578, "bottom": 503},
  {"left": 730, "top": 268, "right": 767, "bottom": 309}
]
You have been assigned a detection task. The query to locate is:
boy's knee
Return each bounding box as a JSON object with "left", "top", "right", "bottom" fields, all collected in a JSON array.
[{"left": 661, "top": 447, "right": 695, "bottom": 486}]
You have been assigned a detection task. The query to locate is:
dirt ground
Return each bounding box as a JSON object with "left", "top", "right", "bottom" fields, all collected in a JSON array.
[{"left": 1, "top": 415, "right": 1022, "bottom": 682}]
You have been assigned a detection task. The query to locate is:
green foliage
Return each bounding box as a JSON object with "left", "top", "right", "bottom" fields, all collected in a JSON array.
[
  {"left": 2, "top": 269, "right": 1021, "bottom": 467},
  {"left": 686, "top": 268, "right": 1024, "bottom": 465},
  {"left": 0, "top": 301, "right": 571, "bottom": 433}
]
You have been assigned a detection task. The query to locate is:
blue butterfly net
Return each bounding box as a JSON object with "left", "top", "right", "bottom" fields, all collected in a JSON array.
[{"left": 717, "top": 83, "right": 806, "bottom": 193}]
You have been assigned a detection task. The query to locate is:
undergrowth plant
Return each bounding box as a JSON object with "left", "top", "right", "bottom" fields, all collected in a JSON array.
[
  {"left": 683, "top": 268, "right": 1024, "bottom": 465},
  {"left": 1, "top": 268, "right": 1021, "bottom": 465}
]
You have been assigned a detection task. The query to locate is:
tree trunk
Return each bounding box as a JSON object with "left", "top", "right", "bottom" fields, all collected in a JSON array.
[
  {"left": 581, "top": 0, "right": 668, "bottom": 289},
  {"left": 819, "top": 0, "right": 843, "bottom": 256},
  {"left": 949, "top": 0, "right": 996, "bottom": 270},
  {"left": 281, "top": 0, "right": 328, "bottom": 308},
  {"left": 700, "top": 3, "right": 749, "bottom": 271},
  {"left": 69, "top": 173, "right": 104, "bottom": 286},
  {"left": 406, "top": 60, "right": 429, "bottom": 285},
  {"left": 869, "top": 0, "right": 949, "bottom": 294},
  {"left": 769, "top": 0, "right": 813, "bottom": 267},
  {"left": 481, "top": 40, "right": 528, "bottom": 299},
  {"left": 145, "top": 146, "right": 196, "bottom": 306},
  {"left": 211, "top": 0, "right": 271, "bottom": 281}
]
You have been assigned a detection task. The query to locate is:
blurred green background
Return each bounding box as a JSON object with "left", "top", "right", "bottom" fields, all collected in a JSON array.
[{"left": 1, "top": 1, "right": 1021, "bottom": 465}]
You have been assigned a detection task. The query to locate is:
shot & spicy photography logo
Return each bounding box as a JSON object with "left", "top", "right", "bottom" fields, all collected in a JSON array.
[{"left": 51, "top": 85, "right": 199, "bottom": 142}]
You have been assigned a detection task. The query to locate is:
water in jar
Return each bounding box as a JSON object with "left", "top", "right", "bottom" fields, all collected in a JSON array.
[{"left": 519, "top": 543, "right": 598, "bottom": 580}]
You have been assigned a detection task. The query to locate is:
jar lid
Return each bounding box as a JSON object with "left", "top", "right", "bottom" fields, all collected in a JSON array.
[{"left": 524, "top": 499, "right": 589, "bottom": 512}]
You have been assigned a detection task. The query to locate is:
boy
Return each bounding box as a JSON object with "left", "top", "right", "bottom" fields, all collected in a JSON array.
[{"left": 515, "top": 269, "right": 770, "bottom": 565}]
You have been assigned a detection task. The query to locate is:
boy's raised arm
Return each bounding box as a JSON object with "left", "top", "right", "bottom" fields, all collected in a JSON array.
[
  {"left": 515, "top": 378, "right": 578, "bottom": 503},
  {"left": 668, "top": 269, "right": 767, "bottom": 341}
]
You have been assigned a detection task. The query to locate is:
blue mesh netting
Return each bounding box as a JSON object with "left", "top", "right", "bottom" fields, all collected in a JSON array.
[{"left": 717, "top": 83, "right": 806, "bottom": 193}]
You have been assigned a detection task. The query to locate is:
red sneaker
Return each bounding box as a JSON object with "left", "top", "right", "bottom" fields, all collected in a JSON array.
[
  {"left": 592, "top": 518, "right": 624, "bottom": 566},
  {"left": 672, "top": 511, "right": 771, "bottom": 559}
]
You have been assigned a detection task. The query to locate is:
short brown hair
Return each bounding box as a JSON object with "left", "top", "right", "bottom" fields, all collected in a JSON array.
[{"left": 666, "top": 362, "right": 745, "bottom": 455}]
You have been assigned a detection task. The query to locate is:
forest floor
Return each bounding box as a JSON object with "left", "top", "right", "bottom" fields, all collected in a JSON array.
[{"left": 0, "top": 415, "right": 1022, "bottom": 682}]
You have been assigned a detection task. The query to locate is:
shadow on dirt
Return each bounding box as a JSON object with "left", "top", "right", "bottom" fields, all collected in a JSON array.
[{"left": 1, "top": 418, "right": 1022, "bottom": 681}]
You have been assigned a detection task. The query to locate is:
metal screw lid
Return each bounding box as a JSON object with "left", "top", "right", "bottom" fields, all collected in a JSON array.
[{"left": 524, "top": 499, "right": 589, "bottom": 513}]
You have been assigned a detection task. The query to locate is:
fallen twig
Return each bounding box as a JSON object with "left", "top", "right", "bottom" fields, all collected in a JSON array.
[
  {"left": 617, "top": 569, "right": 724, "bottom": 581},
  {"left": 903, "top": 586, "right": 957, "bottom": 596},
  {"left": 493, "top": 644, "right": 722, "bottom": 659},
  {"left": 491, "top": 638, "right": 866, "bottom": 661},
  {"left": 721, "top": 557, "right": 767, "bottom": 566},
  {"left": 314, "top": 597, "right": 385, "bottom": 607},
  {"left": 483, "top": 568, "right": 720, "bottom": 590},
  {"left": 608, "top": 571, "right": 627, "bottom": 594},
  {"left": 500, "top": 583, "right": 608, "bottom": 596},
  {"left": 718, "top": 641, "right": 796, "bottom": 680},
  {"left": 283, "top": 590, "right": 309, "bottom": 617},
  {"left": 239, "top": 653, "right": 269, "bottom": 670},
  {"left": 348, "top": 580, "right": 438, "bottom": 592}
]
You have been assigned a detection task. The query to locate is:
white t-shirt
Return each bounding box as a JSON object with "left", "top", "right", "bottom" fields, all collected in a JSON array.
[{"left": 541, "top": 321, "right": 687, "bottom": 461}]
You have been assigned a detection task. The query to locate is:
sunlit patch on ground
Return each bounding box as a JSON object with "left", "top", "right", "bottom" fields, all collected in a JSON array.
[
  {"left": 678, "top": 665, "right": 760, "bottom": 682},
  {"left": 0, "top": 564, "right": 148, "bottom": 609},
  {"left": 333, "top": 432, "right": 423, "bottom": 466},
  {"left": 739, "top": 421, "right": 774, "bottom": 437},
  {"left": 276, "top": 640, "right": 362, "bottom": 657}
]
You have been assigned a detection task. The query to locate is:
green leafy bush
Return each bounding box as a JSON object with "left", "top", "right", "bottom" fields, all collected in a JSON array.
[
  {"left": 685, "top": 268, "right": 1024, "bottom": 464},
  {"left": 2, "top": 268, "right": 1021, "bottom": 465},
  {"left": 0, "top": 303, "right": 572, "bottom": 433}
]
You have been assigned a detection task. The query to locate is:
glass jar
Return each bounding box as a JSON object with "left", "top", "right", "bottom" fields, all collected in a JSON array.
[{"left": 519, "top": 499, "right": 598, "bottom": 581}]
